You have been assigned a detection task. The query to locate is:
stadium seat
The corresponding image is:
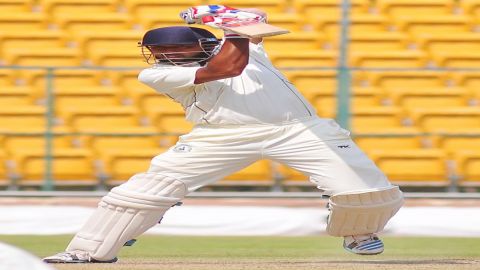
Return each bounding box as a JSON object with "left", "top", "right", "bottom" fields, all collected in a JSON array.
[
  {"left": 89, "top": 49, "right": 146, "bottom": 67},
  {"left": 0, "top": 31, "right": 67, "bottom": 52},
  {"left": 367, "top": 71, "right": 448, "bottom": 90},
  {"left": 433, "top": 51, "right": 480, "bottom": 68},
  {"left": 293, "top": 0, "right": 370, "bottom": 18},
  {"left": 377, "top": 0, "right": 454, "bottom": 17},
  {"left": 351, "top": 106, "right": 406, "bottom": 132},
  {"left": 460, "top": 0, "right": 480, "bottom": 17},
  {"left": 0, "top": 70, "right": 13, "bottom": 86},
  {"left": 351, "top": 86, "right": 383, "bottom": 108},
  {"left": 283, "top": 70, "right": 337, "bottom": 101},
  {"left": 60, "top": 106, "right": 142, "bottom": 132},
  {"left": 349, "top": 50, "right": 427, "bottom": 68},
  {"left": 135, "top": 13, "right": 187, "bottom": 30},
  {"left": 40, "top": 0, "right": 119, "bottom": 16},
  {"left": 264, "top": 13, "right": 304, "bottom": 32},
  {"left": 0, "top": 13, "right": 47, "bottom": 32},
  {"left": 269, "top": 50, "right": 337, "bottom": 68},
  {"left": 10, "top": 148, "right": 96, "bottom": 186},
  {"left": 0, "top": 106, "right": 47, "bottom": 132},
  {"left": 416, "top": 33, "right": 480, "bottom": 57},
  {"left": 219, "top": 160, "right": 274, "bottom": 186},
  {"left": 4, "top": 48, "right": 81, "bottom": 66},
  {"left": 53, "top": 87, "right": 122, "bottom": 112},
  {"left": 53, "top": 13, "right": 132, "bottom": 33},
  {"left": 369, "top": 148, "right": 449, "bottom": 185},
  {"left": 99, "top": 147, "right": 167, "bottom": 185},
  {"left": 454, "top": 150, "right": 480, "bottom": 186},
  {"left": 0, "top": 0, "right": 33, "bottom": 12},
  {"left": 393, "top": 15, "right": 471, "bottom": 36},
  {"left": 309, "top": 14, "right": 390, "bottom": 39},
  {"left": 452, "top": 72, "right": 480, "bottom": 98},
  {"left": 124, "top": 0, "right": 201, "bottom": 18},
  {"left": 263, "top": 32, "right": 326, "bottom": 52},
  {"left": 409, "top": 107, "right": 480, "bottom": 132},
  {"left": 439, "top": 135, "right": 480, "bottom": 155},
  {"left": 154, "top": 112, "right": 194, "bottom": 135},
  {"left": 0, "top": 86, "right": 34, "bottom": 106},
  {"left": 208, "top": 0, "right": 287, "bottom": 14},
  {"left": 4, "top": 135, "right": 76, "bottom": 155},
  {"left": 0, "top": 149, "right": 9, "bottom": 186},
  {"left": 348, "top": 32, "right": 409, "bottom": 52},
  {"left": 354, "top": 130, "right": 426, "bottom": 154},
  {"left": 388, "top": 87, "right": 468, "bottom": 109},
  {"left": 75, "top": 30, "right": 143, "bottom": 60}
]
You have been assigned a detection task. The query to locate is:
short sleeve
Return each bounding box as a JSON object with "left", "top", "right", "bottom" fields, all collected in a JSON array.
[{"left": 138, "top": 66, "right": 201, "bottom": 94}]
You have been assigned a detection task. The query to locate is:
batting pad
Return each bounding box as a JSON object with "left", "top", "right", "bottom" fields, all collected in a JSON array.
[
  {"left": 66, "top": 172, "right": 187, "bottom": 261},
  {"left": 326, "top": 186, "right": 403, "bottom": 237}
]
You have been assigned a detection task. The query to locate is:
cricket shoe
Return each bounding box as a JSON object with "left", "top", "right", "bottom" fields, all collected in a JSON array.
[
  {"left": 343, "top": 234, "right": 384, "bottom": 255},
  {"left": 43, "top": 251, "right": 118, "bottom": 263}
]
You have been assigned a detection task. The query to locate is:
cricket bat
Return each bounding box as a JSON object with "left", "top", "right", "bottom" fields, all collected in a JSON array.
[{"left": 202, "top": 15, "right": 290, "bottom": 38}]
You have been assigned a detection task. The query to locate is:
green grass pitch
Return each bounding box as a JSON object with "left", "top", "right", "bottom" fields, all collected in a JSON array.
[{"left": 1, "top": 235, "right": 480, "bottom": 270}]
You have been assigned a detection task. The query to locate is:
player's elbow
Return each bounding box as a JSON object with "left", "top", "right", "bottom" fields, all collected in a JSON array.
[{"left": 224, "top": 58, "right": 248, "bottom": 77}]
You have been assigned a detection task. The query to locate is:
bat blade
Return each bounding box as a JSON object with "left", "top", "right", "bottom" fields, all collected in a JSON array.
[{"left": 219, "top": 22, "right": 290, "bottom": 38}]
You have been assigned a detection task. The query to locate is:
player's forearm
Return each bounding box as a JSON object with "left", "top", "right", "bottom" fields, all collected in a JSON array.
[{"left": 194, "top": 38, "right": 249, "bottom": 84}]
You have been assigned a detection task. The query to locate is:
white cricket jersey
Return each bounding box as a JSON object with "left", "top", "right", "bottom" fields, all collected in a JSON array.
[{"left": 138, "top": 42, "right": 316, "bottom": 125}]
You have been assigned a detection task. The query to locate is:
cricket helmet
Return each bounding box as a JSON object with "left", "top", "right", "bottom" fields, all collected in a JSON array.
[{"left": 139, "top": 26, "right": 220, "bottom": 66}]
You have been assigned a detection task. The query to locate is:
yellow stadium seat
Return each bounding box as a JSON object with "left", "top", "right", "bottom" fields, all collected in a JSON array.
[
  {"left": 388, "top": 87, "right": 468, "bottom": 109},
  {"left": 4, "top": 48, "right": 81, "bottom": 66},
  {"left": 350, "top": 50, "right": 427, "bottom": 68},
  {"left": 124, "top": 0, "right": 201, "bottom": 18},
  {"left": 309, "top": 14, "right": 390, "bottom": 39},
  {"left": 409, "top": 107, "right": 480, "bottom": 132},
  {"left": 263, "top": 32, "right": 325, "bottom": 52},
  {"left": 140, "top": 96, "right": 184, "bottom": 116},
  {"left": 0, "top": 70, "right": 14, "bottom": 86},
  {"left": 86, "top": 133, "right": 161, "bottom": 155},
  {"left": 351, "top": 106, "right": 405, "bottom": 132},
  {"left": 0, "top": 149, "right": 8, "bottom": 186},
  {"left": 11, "top": 148, "right": 96, "bottom": 186},
  {"left": 393, "top": 15, "right": 471, "bottom": 35},
  {"left": 369, "top": 149, "right": 449, "bottom": 185},
  {"left": 264, "top": 13, "right": 304, "bottom": 32},
  {"left": 416, "top": 33, "right": 480, "bottom": 56},
  {"left": 54, "top": 13, "right": 132, "bottom": 32},
  {"left": 0, "top": 13, "right": 47, "bottom": 32},
  {"left": 208, "top": 0, "right": 287, "bottom": 14},
  {"left": 53, "top": 87, "right": 122, "bottom": 112},
  {"left": 354, "top": 130, "right": 426, "bottom": 154},
  {"left": 349, "top": 32, "right": 409, "bottom": 52},
  {"left": 0, "top": 31, "right": 67, "bottom": 52},
  {"left": 220, "top": 160, "right": 273, "bottom": 186},
  {"left": 293, "top": 0, "right": 369, "bottom": 18},
  {"left": 367, "top": 71, "right": 448, "bottom": 90},
  {"left": 99, "top": 148, "right": 167, "bottom": 184},
  {"left": 439, "top": 136, "right": 480, "bottom": 156},
  {"left": 455, "top": 150, "right": 480, "bottom": 186},
  {"left": 155, "top": 112, "right": 193, "bottom": 135},
  {"left": 283, "top": 70, "right": 337, "bottom": 101},
  {"left": 0, "top": 0, "right": 33, "bottom": 12},
  {"left": 3, "top": 135, "right": 75, "bottom": 155},
  {"left": 0, "top": 106, "right": 46, "bottom": 132},
  {"left": 75, "top": 30, "right": 143, "bottom": 60},
  {"left": 40, "top": 0, "right": 119, "bottom": 16},
  {"left": 0, "top": 86, "right": 33, "bottom": 106},
  {"left": 89, "top": 49, "right": 146, "bottom": 67},
  {"left": 269, "top": 50, "right": 337, "bottom": 68},
  {"left": 452, "top": 72, "right": 480, "bottom": 97},
  {"left": 460, "top": 0, "right": 480, "bottom": 17},
  {"left": 433, "top": 51, "right": 480, "bottom": 68},
  {"left": 60, "top": 106, "right": 142, "bottom": 132},
  {"left": 377, "top": 0, "right": 453, "bottom": 17},
  {"left": 135, "top": 13, "right": 186, "bottom": 30}
]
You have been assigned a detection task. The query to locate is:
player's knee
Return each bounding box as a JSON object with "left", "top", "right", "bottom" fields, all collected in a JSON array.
[
  {"left": 326, "top": 186, "right": 404, "bottom": 237},
  {"left": 104, "top": 172, "right": 188, "bottom": 208}
]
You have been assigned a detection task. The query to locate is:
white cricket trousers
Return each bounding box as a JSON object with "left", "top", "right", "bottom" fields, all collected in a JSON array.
[{"left": 148, "top": 117, "right": 392, "bottom": 195}]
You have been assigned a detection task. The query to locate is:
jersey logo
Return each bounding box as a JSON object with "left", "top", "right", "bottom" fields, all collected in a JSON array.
[
  {"left": 173, "top": 144, "right": 192, "bottom": 153},
  {"left": 337, "top": 145, "right": 350, "bottom": 149}
]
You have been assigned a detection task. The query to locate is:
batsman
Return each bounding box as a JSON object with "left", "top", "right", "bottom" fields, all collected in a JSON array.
[{"left": 44, "top": 6, "right": 403, "bottom": 263}]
